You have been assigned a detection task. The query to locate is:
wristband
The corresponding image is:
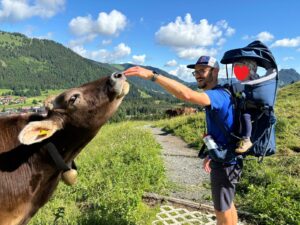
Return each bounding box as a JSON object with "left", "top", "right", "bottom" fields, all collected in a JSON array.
[{"left": 151, "top": 70, "right": 159, "bottom": 82}]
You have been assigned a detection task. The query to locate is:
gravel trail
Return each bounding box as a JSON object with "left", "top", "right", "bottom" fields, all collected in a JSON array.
[{"left": 147, "top": 126, "right": 211, "bottom": 205}]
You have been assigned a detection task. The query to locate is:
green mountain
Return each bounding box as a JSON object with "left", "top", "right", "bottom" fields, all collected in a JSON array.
[
  {"left": 0, "top": 31, "right": 116, "bottom": 89},
  {"left": 0, "top": 31, "right": 187, "bottom": 98}
]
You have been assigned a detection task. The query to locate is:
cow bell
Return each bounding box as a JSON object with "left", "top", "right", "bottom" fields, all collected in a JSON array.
[{"left": 61, "top": 169, "right": 78, "bottom": 186}]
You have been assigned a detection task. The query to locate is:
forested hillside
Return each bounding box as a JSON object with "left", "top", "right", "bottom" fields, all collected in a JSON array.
[{"left": 0, "top": 31, "right": 113, "bottom": 89}]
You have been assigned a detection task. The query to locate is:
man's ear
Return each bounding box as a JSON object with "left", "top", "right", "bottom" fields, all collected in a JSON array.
[{"left": 18, "top": 120, "right": 62, "bottom": 145}]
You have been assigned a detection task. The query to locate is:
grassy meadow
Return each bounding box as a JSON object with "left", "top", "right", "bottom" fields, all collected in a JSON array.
[
  {"left": 30, "top": 122, "right": 167, "bottom": 225},
  {"left": 0, "top": 89, "right": 65, "bottom": 109}
]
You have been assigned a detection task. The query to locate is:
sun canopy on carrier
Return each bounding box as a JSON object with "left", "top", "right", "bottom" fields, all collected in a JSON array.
[
  {"left": 221, "top": 40, "right": 279, "bottom": 107},
  {"left": 221, "top": 40, "right": 277, "bottom": 70}
]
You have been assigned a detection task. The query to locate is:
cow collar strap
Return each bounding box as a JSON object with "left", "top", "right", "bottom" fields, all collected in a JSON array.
[
  {"left": 44, "top": 142, "right": 70, "bottom": 171},
  {"left": 44, "top": 142, "right": 78, "bottom": 186}
]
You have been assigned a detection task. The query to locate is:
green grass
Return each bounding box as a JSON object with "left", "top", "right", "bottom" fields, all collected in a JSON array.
[
  {"left": 275, "top": 82, "right": 300, "bottom": 154},
  {"left": 138, "top": 89, "right": 152, "bottom": 98},
  {"left": 153, "top": 82, "right": 300, "bottom": 225},
  {"left": 0, "top": 88, "right": 12, "bottom": 95},
  {"left": 155, "top": 113, "right": 205, "bottom": 149},
  {"left": 0, "top": 32, "right": 23, "bottom": 47},
  {"left": 30, "top": 121, "right": 166, "bottom": 225}
]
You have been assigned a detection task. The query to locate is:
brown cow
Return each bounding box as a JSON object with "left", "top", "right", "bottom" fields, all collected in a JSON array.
[
  {"left": 0, "top": 72, "right": 129, "bottom": 225},
  {"left": 165, "top": 107, "right": 197, "bottom": 117}
]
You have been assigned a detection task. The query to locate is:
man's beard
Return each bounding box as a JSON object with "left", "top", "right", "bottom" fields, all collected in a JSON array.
[{"left": 197, "top": 71, "right": 214, "bottom": 89}]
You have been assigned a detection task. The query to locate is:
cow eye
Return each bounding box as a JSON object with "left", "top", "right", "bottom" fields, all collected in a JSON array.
[{"left": 69, "top": 94, "right": 80, "bottom": 105}]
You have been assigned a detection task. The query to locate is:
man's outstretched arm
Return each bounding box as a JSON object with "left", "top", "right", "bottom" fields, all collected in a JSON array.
[{"left": 123, "top": 66, "right": 211, "bottom": 106}]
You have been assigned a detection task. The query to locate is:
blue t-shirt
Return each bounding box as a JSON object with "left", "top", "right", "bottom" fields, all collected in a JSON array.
[{"left": 204, "top": 88, "right": 235, "bottom": 146}]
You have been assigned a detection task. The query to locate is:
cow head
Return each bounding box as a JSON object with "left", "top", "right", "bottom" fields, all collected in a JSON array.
[{"left": 18, "top": 72, "right": 129, "bottom": 145}]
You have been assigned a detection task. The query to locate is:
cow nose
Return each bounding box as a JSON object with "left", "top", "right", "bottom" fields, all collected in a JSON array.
[
  {"left": 110, "top": 72, "right": 125, "bottom": 83},
  {"left": 113, "top": 72, "right": 123, "bottom": 79},
  {"left": 109, "top": 72, "right": 126, "bottom": 95}
]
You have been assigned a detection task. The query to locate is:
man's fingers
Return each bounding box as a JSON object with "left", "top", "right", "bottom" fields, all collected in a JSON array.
[
  {"left": 205, "top": 164, "right": 211, "bottom": 173},
  {"left": 202, "top": 158, "right": 211, "bottom": 173},
  {"left": 123, "top": 71, "right": 137, "bottom": 77},
  {"left": 123, "top": 67, "right": 140, "bottom": 76}
]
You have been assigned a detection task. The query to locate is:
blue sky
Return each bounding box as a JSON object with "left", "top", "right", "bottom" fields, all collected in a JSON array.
[{"left": 1, "top": 0, "right": 300, "bottom": 81}]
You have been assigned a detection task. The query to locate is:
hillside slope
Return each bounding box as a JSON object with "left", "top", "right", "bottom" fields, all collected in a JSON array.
[{"left": 0, "top": 31, "right": 113, "bottom": 89}]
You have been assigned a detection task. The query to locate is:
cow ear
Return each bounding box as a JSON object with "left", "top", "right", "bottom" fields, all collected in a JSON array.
[{"left": 18, "top": 120, "right": 62, "bottom": 145}]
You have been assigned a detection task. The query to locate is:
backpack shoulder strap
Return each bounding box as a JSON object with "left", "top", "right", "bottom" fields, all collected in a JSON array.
[
  {"left": 207, "top": 85, "right": 237, "bottom": 144},
  {"left": 208, "top": 109, "right": 233, "bottom": 143}
]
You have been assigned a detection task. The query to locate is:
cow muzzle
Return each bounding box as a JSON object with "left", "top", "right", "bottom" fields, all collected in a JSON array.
[{"left": 110, "top": 72, "right": 130, "bottom": 98}]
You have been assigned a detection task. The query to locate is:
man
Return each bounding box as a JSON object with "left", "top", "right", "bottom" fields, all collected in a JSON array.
[{"left": 123, "top": 55, "right": 242, "bottom": 225}]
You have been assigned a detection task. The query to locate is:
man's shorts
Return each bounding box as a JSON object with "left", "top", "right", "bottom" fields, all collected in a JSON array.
[{"left": 210, "top": 161, "right": 243, "bottom": 212}]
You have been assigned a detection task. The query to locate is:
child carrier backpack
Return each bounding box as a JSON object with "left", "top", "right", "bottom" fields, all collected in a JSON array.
[{"left": 219, "top": 40, "right": 278, "bottom": 162}]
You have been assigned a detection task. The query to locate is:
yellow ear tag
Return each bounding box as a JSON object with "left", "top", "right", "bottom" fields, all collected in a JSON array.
[{"left": 39, "top": 129, "right": 49, "bottom": 136}]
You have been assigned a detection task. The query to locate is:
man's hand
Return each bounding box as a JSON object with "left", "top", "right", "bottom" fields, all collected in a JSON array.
[
  {"left": 123, "top": 66, "right": 154, "bottom": 80},
  {"left": 203, "top": 156, "right": 211, "bottom": 173}
]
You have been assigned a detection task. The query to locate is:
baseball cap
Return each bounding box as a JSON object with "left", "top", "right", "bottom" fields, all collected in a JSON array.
[{"left": 187, "top": 56, "right": 219, "bottom": 69}]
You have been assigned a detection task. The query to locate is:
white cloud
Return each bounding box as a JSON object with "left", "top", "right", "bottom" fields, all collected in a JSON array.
[
  {"left": 23, "top": 25, "right": 53, "bottom": 40},
  {"left": 169, "top": 65, "right": 194, "bottom": 82},
  {"left": 69, "top": 15, "right": 94, "bottom": 36},
  {"left": 0, "top": 0, "right": 65, "bottom": 22},
  {"left": 155, "top": 14, "right": 234, "bottom": 60},
  {"left": 226, "top": 27, "right": 235, "bottom": 36},
  {"left": 165, "top": 59, "right": 178, "bottom": 67},
  {"left": 102, "top": 39, "right": 112, "bottom": 45},
  {"left": 242, "top": 35, "right": 251, "bottom": 40},
  {"left": 36, "top": 32, "right": 53, "bottom": 40},
  {"left": 156, "top": 15, "right": 229, "bottom": 48},
  {"left": 216, "top": 20, "right": 235, "bottom": 37},
  {"left": 271, "top": 37, "right": 300, "bottom": 47},
  {"left": 23, "top": 25, "right": 36, "bottom": 36},
  {"left": 68, "top": 34, "right": 97, "bottom": 48},
  {"left": 95, "top": 10, "right": 127, "bottom": 36},
  {"left": 71, "top": 45, "right": 87, "bottom": 57},
  {"left": 217, "top": 38, "right": 226, "bottom": 46},
  {"left": 256, "top": 31, "right": 274, "bottom": 42},
  {"left": 71, "top": 43, "right": 131, "bottom": 63},
  {"left": 132, "top": 54, "right": 146, "bottom": 65},
  {"left": 242, "top": 31, "right": 274, "bottom": 43},
  {"left": 176, "top": 47, "right": 218, "bottom": 60},
  {"left": 283, "top": 56, "right": 295, "bottom": 61},
  {"left": 69, "top": 10, "right": 127, "bottom": 37}
]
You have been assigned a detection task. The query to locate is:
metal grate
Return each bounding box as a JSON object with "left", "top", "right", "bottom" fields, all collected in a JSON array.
[{"left": 152, "top": 205, "right": 216, "bottom": 225}]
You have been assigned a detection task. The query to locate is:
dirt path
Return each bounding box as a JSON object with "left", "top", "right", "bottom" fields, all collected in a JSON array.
[{"left": 147, "top": 126, "right": 211, "bottom": 205}]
